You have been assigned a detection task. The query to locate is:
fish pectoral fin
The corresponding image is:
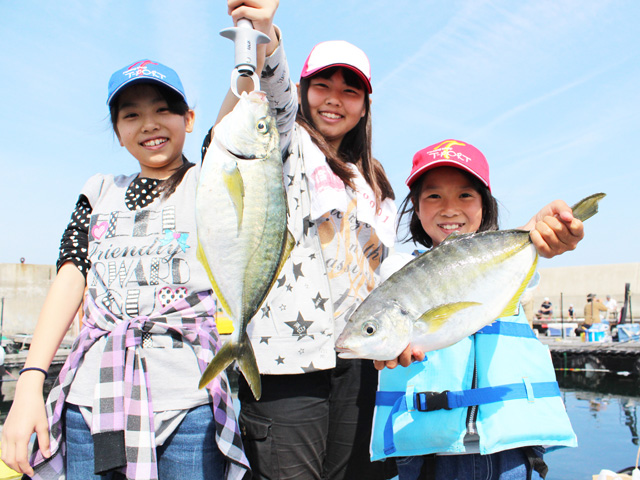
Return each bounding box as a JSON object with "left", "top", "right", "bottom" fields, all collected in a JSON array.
[
  {"left": 418, "top": 301, "right": 482, "bottom": 333},
  {"left": 236, "top": 333, "right": 262, "bottom": 400},
  {"left": 197, "top": 242, "right": 234, "bottom": 318},
  {"left": 199, "top": 341, "right": 237, "bottom": 389},
  {"left": 222, "top": 160, "right": 245, "bottom": 232}
]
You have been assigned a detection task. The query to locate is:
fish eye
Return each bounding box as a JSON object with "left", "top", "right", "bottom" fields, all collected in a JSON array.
[
  {"left": 362, "top": 321, "right": 377, "bottom": 336},
  {"left": 256, "top": 119, "right": 269, "bottom": 134}
]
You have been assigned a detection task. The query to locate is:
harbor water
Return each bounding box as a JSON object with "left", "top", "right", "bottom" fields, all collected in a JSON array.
[{"left": 1, "top": 365, "right": 639, "bottom": 479}]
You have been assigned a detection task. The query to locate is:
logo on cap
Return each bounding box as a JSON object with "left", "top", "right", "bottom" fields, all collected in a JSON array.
[
  {"left": 427, "top": 140, "right": 471, "bottom": 163},
  {"left": 123, "top": 60, "right": 166, "bottom": 81}
]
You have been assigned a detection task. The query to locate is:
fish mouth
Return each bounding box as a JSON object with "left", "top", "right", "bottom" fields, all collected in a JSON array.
[
  {"left": 212, "top": 136, "right": 256, "bottom": 161},
  {"left": 335, "top": 346, "right": 358, "bottom": 359}
]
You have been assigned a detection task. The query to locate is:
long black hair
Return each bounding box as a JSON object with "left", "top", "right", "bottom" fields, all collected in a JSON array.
[
  {"left": 397, "top": 168, "right": 499, "bottom": 248},
  {"left": 109, "top": 83, "right": 194, "bottom": 199},
  {"left": 297, "top": 66, "right": 394, "bottom": 204}
]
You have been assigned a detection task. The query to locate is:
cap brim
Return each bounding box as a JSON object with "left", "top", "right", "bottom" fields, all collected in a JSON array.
[
  {"left": 406, "top": 160, "right": 490, "bottom": 189},
  {"left": 107, "top": 77, "right": 187, "bottom": 106},
  {"left": 301, "top": 63, "right": 372, "bottom": 93}
]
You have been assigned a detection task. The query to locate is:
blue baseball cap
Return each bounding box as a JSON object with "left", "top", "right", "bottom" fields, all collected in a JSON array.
[{"left": 107, "top": 59, "right": 187, "bottom": 106}]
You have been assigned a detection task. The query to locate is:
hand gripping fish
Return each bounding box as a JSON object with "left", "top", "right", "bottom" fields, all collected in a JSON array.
[
  {"left": 196, "top": 90, "right": 293, "bottom": 399},
  {"left": 335, "top": 193, "right": 605, "bottom": 361}
]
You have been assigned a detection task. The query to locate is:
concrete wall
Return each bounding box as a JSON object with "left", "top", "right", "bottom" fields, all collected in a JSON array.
[
  {"left": 1, "top": 262, "right": 637, "bottom": 335},
  {"left": 0, "top": 263, "right": 56, "bottom": 335},
  {"left": 533, "top": 263, "right": 639, "bottom": 321}
]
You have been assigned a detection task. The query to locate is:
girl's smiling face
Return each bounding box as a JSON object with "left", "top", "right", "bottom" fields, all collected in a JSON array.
[
  {"left": 115, "top": 84, "right": 195, "bottom": 179},
  {"left": 305, "top": 68, "right": 367, "bottom": 151},
  {"left": 415, "top": 166, "right": 483, "bottom": 247}
]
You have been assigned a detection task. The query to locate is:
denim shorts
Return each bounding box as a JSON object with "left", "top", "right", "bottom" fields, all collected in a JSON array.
[
  {"left": 396, "top": 448, "right": 545, "bottom": 480},
  {"left": 64, "top": 403, "right": 225, "bottom": 479}
]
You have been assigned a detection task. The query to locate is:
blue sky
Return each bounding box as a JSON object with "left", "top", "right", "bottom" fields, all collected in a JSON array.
[{"left": 1, "top": 0, "right": 638, "bottom": 268}]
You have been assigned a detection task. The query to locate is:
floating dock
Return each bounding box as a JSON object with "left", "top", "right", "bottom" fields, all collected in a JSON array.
[{"left": 540, "top": 337, "right": 640, "bottom": 375}]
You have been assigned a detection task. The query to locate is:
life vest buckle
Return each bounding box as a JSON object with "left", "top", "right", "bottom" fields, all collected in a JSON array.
[{"left": 415, "top": 390, "right": 451, "bottom": 412}]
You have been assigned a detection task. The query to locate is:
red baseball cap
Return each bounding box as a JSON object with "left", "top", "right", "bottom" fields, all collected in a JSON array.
[
  {"left": 300, "top": 40, "right": 372, "bottom": 93},
  {"left": 406, "top": 139, "right": 491, "bottom": 191}
]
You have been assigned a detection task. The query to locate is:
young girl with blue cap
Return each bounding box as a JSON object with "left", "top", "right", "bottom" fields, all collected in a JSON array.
[{"left": 0, "top": 18, "right": 292, "bottom": 475}]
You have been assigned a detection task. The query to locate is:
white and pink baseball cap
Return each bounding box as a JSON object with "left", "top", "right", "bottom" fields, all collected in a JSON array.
[
  {"left": 406, "top": 139, "right": 491, "bottom": 191},
  {"left": 300, "top": 40, "right": 372, "bottom": 93}
]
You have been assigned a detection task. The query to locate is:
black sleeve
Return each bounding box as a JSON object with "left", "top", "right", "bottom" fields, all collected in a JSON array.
[
  {"left": 56, "top": 194, "right": 92, "bottom": 278},
  {"left": 201, "top": 126, "right": 214, "bottom": 163}
]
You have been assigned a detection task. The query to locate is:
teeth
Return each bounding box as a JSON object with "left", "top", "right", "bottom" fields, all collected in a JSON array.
[
  {"left": 143, "top": 138, "right": 167, "bottom": 147},
  {"left": 321, "top": 112, "right": 341, "bottom": 119},
  {"left": 441, "top": 224, "right": 463, "bottom": 231}
]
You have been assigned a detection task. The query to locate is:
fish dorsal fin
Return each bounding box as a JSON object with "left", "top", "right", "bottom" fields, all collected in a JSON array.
[
  {"left": 498, "top": 254, "right": 539, "bottom": 318},
  {"left": 417, "top": 301, "right": 482, "bottom": 333},
  {"left": 222, "top": 159, "right": 244, "bottom": 232},
  {"left": 197, "top": 241, "right": 234, "bottom": 319},
  {"left": 440, "top": 231, "right": 473, "bottom": 245}
]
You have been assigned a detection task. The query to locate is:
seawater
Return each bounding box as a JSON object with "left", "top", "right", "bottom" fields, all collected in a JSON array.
[
  {"left": 1, "top": 366, "right": 639, "bottom": 479},
  {"left": 546, "top": 371, "right": 640, "bottom": 479}
]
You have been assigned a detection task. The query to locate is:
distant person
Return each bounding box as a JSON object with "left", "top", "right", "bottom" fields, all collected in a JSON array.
[
  {"left": 568, "top": 304, "right": 575, "bottom": 320},
  {"left": 575, "top": 293, "right": 609, "bottom": 336},
  {"left": 605, "top": 294, "right": 618, "bottom": 321},
  {"left": 536, "top": 297, "right": 553, "bottom": 320}
]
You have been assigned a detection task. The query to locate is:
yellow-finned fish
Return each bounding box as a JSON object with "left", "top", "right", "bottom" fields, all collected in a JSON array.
[
  {"left": 196, "top": 90, "right": 293, "bottom": 399},
  {"left": 335, "top": 193, "right": 605, "bottom": 361}
]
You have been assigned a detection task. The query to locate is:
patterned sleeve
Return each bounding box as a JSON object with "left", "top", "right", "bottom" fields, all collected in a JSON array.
[
  {"left": 56, "top": 194, "right": 92, "bottom": 277},
  {"left": 260, "top": 25, "right": 298, "bottom": 155}
]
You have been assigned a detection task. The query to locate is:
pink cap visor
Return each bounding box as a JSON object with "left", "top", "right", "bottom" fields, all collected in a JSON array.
[{"left": 406, "top": 139, "right": 491, "bottom": 191}]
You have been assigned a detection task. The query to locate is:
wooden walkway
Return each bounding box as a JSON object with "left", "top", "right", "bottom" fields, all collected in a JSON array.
[{"left": 540, "top": 337, "right": 640, "bottom": 375}]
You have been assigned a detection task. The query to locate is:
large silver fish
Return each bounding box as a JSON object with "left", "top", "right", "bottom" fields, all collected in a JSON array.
[
  {"left": 196, "top": 90, "right": 292, "bottom": 399},
  {"left": 335, "top": 193, "right": 605, "bottom": 361}
]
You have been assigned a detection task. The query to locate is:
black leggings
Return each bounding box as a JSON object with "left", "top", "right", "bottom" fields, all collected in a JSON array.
[{"left": 237, "top": 358, "right": 397, "bottom": 480}]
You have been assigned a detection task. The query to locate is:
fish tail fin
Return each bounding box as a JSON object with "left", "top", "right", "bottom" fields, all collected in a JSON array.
[
  {"left": 198, "top": 341, "right": 237, "bottom": 390},
  {"left": 571, "top": 193, "right": 606, "bottom": 222},
  {"left": 236, "top": 333, "right": 262, "bottom": 400}
]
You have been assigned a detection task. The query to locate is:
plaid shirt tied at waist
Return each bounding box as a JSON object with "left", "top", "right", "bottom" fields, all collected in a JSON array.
[{"left": 30, "top": 290, "right": 249, "bottom": 480}]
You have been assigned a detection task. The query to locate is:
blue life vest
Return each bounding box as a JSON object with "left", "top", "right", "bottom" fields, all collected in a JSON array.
[{"left": 371, "top": 309, "right": 577, "bottom": 460}]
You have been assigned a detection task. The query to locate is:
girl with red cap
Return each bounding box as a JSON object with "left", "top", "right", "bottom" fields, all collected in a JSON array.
[{"left": 370, "top": 140, "right": 580, "bottom": 480}]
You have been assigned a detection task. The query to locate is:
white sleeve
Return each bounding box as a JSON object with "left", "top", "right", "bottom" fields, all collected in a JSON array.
[{"left": 260, "top": 26, "right": 298, "bottom": 155}]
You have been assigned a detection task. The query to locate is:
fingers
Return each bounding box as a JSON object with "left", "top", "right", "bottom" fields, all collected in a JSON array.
[
  {"left": 14, "top": 436, "right": 34, "bottom": 477},
  {"left": 373, "top": 346, "right": 425, "bottom": 370},
  {"left": 1, "top": 435, "right": 34, "bottom": 476},
  {"left": 531, "top": 214, "right": 584, "bottom": 259},
  {"left": 227, "top": 0, "right": 278, "bottom": 31},
  {"left": 35, "top": 421, "right": 51, "bottom": 459}
]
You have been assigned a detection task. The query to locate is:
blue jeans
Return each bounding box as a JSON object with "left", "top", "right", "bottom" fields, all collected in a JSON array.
[
  {"left": 396, "top": 448, "right": 545, "bottom": 480},
  {"left": 65, "top": 403, "right": 225, "bottom": 480}
]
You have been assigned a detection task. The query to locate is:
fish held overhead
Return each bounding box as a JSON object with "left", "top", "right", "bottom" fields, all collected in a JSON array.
[
  {"left": 335, "top": 193, "right": 606, "bottom": 361},
  {"left": 195, "top": 90, "right": 293, "bottom": 400}
]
